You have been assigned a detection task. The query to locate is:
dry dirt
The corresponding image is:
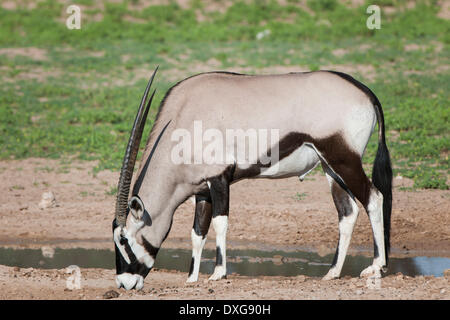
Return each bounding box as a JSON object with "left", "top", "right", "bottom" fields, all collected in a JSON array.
[
  {"left": 0, "top": 158, "right": 449, "bottom": 300},
  {"left": 0, "top": 265, "right": 448, "bottom": 300}
]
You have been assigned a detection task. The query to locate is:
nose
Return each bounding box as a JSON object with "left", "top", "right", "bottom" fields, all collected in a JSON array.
[{"left": 115, "top": 273, "right": 144, "bottom": 290}]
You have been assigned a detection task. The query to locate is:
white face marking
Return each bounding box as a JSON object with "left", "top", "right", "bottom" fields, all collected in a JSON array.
[
  {"left": 123, "top": 225, "right": 155, "bottom": 268},
  {"left": 113, "top": 227, "right": 131, "bottom": 264},
  {"left": 114, "top": 217, "right": 155, "bottom": 269},
  {"left": 116, "top": 273, "right": 144, "bottom": 290},
  {"left": 258, "top": 144, "right": 319, "bottom": 178}
]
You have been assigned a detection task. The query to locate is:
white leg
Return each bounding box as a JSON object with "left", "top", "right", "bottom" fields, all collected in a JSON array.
[
  {"left": 323, "top": 174, "right": 359, "bottom": 280},
  {"left": 323, "top": 197, "right": 359, "bottom": 280},
  {"left": 360, "top": 189, "right": 386, "bottom": 278},
  {"left": 209, "top": 215, "right": 228, "bottom": 281},
  {"left": 186, "top": 229, "right": 207, "bottom": 283}
]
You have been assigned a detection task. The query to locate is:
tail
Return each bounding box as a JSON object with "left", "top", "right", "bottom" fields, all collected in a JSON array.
[{"left": 372, "top": 101, "right": 393, "bottom": 264}]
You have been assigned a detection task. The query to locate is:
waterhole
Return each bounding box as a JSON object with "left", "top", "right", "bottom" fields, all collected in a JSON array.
[{"left": 1, "top": 247, "right": 449, "bottom": 277}]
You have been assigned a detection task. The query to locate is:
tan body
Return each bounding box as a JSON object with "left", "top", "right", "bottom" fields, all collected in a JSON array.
[{"left": 141, "top": 71, "right": 375, "bottom": 190}]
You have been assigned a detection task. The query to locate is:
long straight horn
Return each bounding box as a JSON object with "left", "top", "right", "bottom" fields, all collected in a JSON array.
[{"left": 115, "top": 66, "right": 158, "bottom": 227}]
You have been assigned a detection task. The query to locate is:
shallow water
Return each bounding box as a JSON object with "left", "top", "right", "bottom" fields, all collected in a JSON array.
[{"left": 0, "top": 247, "right": 449, "bottom": 277}]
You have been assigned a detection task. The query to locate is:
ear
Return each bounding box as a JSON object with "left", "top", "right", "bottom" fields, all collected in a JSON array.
[{"left": 129, "top": 195, "right": 145, "bottom": 221}]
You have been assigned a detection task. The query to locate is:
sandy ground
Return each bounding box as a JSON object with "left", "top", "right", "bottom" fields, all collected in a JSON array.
[
  {"left": 0, "top": 265, "right": 448, "bottom": 300},
  {"left": 0, "top": 158, "right": 449, "bottom": 300}
]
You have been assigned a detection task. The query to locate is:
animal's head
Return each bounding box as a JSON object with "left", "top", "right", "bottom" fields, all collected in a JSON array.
[{"left": 113, "top": 68, "right": 159, "bottom": 290}]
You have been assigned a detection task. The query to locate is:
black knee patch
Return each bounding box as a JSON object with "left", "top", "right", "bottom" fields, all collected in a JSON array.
[
  {"left": 331, "top": 183, "right": 355, "bottom": 222},
  {"left": 188, "top": 257, "right": 195, "bottom": 277},
  {"left": 215, "top": 246, "right": 223, "bottom": 266},
  {"left": 330, "top": 245, "right": 339, "bottom": 268}
]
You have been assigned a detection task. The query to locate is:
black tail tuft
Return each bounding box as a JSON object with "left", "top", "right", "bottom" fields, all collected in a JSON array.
[{"left": 371, "top": 112, "right": 393, "bottom": 264}]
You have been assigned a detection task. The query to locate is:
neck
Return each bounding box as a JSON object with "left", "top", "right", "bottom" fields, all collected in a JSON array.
[{"left": 135, "top": 167, "right": 194, "bottom": 248}]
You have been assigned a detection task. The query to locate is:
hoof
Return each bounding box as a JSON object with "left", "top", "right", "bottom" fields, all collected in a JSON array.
[
  {"left": 208, "top": 267, "right": 227, "bottom": 281},
  {"left": 322, "top": 268, "right": 340, "bottom": 281},
  {"left": 186, "top": 276, "right": 198, "bottom": 283},
  {"left": 360, "top": 265, "right": 382, "bottom": 279}
]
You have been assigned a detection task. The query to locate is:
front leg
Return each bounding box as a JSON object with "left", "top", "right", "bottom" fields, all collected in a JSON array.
[
  {"left": 209, "top": 215, "right": 228, "bottom": 280},
  {"left": 207, "top": 171, "right": 231, "bottom": 281},
  {"left": 187, "top": 194, "right": 212, "bottom": 283}
]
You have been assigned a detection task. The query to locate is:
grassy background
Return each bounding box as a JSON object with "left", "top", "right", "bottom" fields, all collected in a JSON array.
[{"left": 0, "top": 0, "right": 448, "bottom": 189}]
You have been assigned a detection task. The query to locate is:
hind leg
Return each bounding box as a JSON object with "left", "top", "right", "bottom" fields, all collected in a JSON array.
[
  {"left": 186, "top": 193, "right": 212, "bottom": 283},
  {"left": 328, "top": 161, "right": 387, "bottom": 279},
  {"left": 360, "top": 188, "right": 386, "bottom": 278},
  {"left": 306, "top": 138, "right": 388, "bottom": 279},
  {"left": 323, "top": 173, "right": 360, "bottom": 280}
]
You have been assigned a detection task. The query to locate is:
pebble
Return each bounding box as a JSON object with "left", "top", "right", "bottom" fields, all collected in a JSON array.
[
  {"left": 103, "top": 290, "right": 120, "bottom": 299},
  {"left": 38, "top": 191, "right": 57, "bottom": 209},
  {"left": 395, "top": 273, "right": 404, "bottom": 280},
  {"left": 443, "top": 269, "right": 450, "bottom": 279}
]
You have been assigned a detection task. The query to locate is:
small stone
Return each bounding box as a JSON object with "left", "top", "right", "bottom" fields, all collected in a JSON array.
[
  {"left": 38, "top": 191, "right": 57, "bottom": 209},
  {"left": 13, "top": 267, "right": 20, "bottom": 272},
  {"left": 208, "top": 289, "right": 214, "bottom": 294},
  {"left": 443, "top": 269, "right": 450, "bottom": 279},
  {"left": 395, "top": 272, "right": 404, "bottom": 280},
  {"left": 103, "top": 290, "right": 120, "bottom": 299}
]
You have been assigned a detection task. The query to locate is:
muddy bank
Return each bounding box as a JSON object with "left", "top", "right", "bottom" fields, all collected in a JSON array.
[{"left": 0, "top": 264, "right": 448, "bottom": 300}]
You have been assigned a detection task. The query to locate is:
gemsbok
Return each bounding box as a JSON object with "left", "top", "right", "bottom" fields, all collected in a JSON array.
[{"left": 113, "top": 67, "right": 392, "bottom": 290}]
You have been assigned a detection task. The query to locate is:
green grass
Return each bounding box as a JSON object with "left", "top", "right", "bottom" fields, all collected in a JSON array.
[
  {"left": 0, "top": 0, "right": 448, "bottom": 189},
  {"left": 293, "top": 192, "right": 308, "bottom": 201},
  {"left": 106, "top": 186, "right": 118, "bottom": 196}
]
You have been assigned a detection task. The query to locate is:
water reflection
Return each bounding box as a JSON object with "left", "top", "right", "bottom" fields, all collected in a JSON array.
[{"left": 0, "top": 247, "right": 448, "bottom": 277}]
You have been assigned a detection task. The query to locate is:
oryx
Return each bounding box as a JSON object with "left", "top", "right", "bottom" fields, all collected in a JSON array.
[{"left": 113, "top": 67, "right": 392, "bottom": 290}]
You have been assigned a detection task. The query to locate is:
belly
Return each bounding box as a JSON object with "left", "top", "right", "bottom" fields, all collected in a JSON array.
[{"left": 256, "top": 144, "right": 320, "bottom": 179}]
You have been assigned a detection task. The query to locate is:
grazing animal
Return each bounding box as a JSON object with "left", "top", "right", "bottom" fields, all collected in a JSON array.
[{"left": 113, "top": 67, "right": 392, "bottom": 290}]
